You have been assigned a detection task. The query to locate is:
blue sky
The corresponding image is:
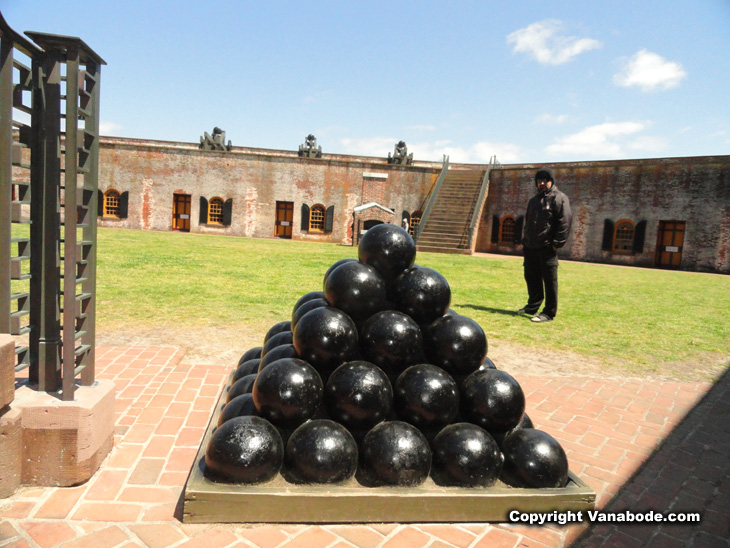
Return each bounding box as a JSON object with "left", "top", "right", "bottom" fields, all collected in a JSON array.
[{"left": 3, "top": 0, "right": 729, "bottom": 163}]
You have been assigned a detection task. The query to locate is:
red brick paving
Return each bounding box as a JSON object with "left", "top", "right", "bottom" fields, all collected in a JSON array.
[{"left": 0, "top": 345, "right": 725, "bottom": 548}]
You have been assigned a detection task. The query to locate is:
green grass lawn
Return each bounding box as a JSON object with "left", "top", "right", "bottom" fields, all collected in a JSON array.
[{"left": 94, "top": 227, "right": 730, "bottom": 379}]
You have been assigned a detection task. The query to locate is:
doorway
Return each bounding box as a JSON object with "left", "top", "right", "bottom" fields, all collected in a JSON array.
[
  {"left": 172, "top": 193, "right": 191, "bottom": 232},
  {"left": 655, "top": 220, "right": 685, "bottom": 269},
  {"left": 275, "top": 201, "right": 293, "bottom": 238}
]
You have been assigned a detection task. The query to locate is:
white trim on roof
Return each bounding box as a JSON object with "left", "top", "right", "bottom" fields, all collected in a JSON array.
[{"left": 353, "top": 202, "right": 394, "bottom": 214}]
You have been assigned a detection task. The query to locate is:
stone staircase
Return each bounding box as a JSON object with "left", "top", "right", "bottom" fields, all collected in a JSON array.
[{"left": 416, "top": 169, "right": 486, "bottom": 254}]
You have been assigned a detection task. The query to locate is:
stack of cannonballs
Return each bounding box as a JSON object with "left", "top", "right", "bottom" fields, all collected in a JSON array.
[{"left": 205, "top": 224, "right": 569, "bottom": 490}]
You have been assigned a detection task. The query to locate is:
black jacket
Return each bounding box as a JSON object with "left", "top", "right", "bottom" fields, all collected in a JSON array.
[{"left": 522, "top": 185, "right": 572, "bottom": 249}]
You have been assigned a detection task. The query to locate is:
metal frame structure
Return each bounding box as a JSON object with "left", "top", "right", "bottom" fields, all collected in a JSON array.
[{"left": 0, "top": 13, "right": 104, "bottom": 400}]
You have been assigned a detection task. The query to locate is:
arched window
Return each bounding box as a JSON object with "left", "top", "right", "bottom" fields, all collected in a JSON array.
[
  {"left": 309, "top": 204, "right": 326, "bottom": 232},
  {"left": 104, "top": 189, "right": 120, "bottom": 218},
  {"left": 613, "top": 219, "right": 635, "bottom": 253},
  {"left": 409, "top": 211, "right": 422, "bottom": 238},
  {"left": 208, "top": 197, "right": 224, "bottom": 225},
  {"left": 500, "top": 216, "right": 515, "bottom": 244}
]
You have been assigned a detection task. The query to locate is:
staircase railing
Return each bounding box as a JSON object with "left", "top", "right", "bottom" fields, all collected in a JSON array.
[
  {"left": 414, "top": 155, "right": 449, "bottom": 242},
  {"left": 467, "top": 155, "right": 499, "bottom": 252}
]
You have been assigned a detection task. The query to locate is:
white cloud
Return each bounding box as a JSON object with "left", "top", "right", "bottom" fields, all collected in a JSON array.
[
  {"left": 507, "top": 20, "right": 601, "bottom": 65},
  {"left": 545, "top": 121, "right": 666, "bottom": 158},
  {"left": 99, "top": 121, "right": 123, "bottom": 135},
  {"left": 339, "top": 137, "right": 523, "bottom": 163},
  {"left": 536, "top": 113, "right": 568, "bottom": 125},
  {"left": 613, "top": 49, "right": 687, "bottom": 91}
]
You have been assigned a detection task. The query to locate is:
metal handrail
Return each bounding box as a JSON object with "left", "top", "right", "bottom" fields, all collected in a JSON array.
[
  {"left": 414, "top": 155, "right": 449, "bottom": 242},
  {"left": 467, "top": 155, "right": 499, "bottom": 251}
]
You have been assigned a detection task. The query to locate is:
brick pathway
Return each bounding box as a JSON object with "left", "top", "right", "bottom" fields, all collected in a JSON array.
[{"left": 0, "top": 346, "right": 725, "bottom": 548}]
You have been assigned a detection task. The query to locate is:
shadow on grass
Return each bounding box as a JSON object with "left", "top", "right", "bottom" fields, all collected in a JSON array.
[
  {"left": 570, "top": 365, "right": 730, "bottom": 546},
  {"left": 459, "top": 304, "right": 524, "bottom": 317}
]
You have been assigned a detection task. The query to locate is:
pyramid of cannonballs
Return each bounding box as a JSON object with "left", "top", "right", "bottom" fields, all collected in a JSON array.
[{"left": 205, "top": 224, "right": 569, "bottom": 489}]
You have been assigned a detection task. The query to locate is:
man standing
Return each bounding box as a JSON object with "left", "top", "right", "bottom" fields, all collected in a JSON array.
[{"left": 517, "top": 167, "right": 572, "bottom": 323}]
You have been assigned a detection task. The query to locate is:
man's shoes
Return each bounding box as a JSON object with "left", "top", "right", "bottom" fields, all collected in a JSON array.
[
  {"left": 516, "top": 308, "right": 532, "bottom": 316},
  {"left": 531, "top": 313, "right": 553, "bottom": 323}
]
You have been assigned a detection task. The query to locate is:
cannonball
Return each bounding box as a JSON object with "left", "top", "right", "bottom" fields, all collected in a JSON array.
[
  {"left": 394, "top": 364, "right": 458, "bottom": 430},
  {"left": 238, "top": 346, "right": 263, "bottom": 365},
  {"left": 218, "top": 393, "right": 258, "bottom": 426},
  {"left": 291, "top": 298, "right": 329, "bottom": 331},
  {"left": 261, "top": 330, "right": 293, "bottom": 357},
  {"left": 293, "top": 307, "right": 359, "bottom": 373},
  {"left": 293, "top": 291, "right": 326, "bottom": 313},
  {"left": 323, "top": 258, "right": 358, "bottom": 284},
  {"left": 252, "top": 358, "right": 323, "bottom": 429},
  {"left": 501, "top": 429, "right": 569, "bottom": 488},
  {"left": 284, "top": 419, "right": 358, "bottom": 484},
  {"left": 359, "top": 310, "right": 424, "bottom": 376},
  {"left": 204, "top": 416, "right": 283, "bottom": 484},
  {"left": 258, "top": 344, "right": 299, "bottom": 372},
  {"left": 393, "top": 267, "right": 451, "bottom": 326},
  {"left": 460, "top": 369, "right": 525, "bottom": 433},
  {"left": 324, "top": 261, "right": 386, "bottom": 323},
  {"left": 492, "top": 413, "right": 535, "bottom": 448},
  {"left": 227, "top": 373, "right": 257, "bottom": 403},
  {"left": 263, "top": 321, "right": 292, "bottom": 345},
  {"left": 358, "top": 224, "right": 416, "bottom": 283},
  {"left": 479, "top": 356, "right": 498, "bottom": 371},
  {"left": 324, "top": 361, "right": 393, "bottom": 432},
  {"left": 424, "top": 315, "right": 487, "bottom": 376},
  {"left": 431, "top": 423, "right": 503, "bottom": 487},
  {"left": 359, "top": 421, "right": 431, "bottom": 487},
  {"left": 233, "top": 359, "right": 260, "bottom": 381}
]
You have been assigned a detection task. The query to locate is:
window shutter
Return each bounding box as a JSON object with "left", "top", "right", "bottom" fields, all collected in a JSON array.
[
  {"left": 119, "top": 191, "right": 129, "bottom": 219},
  {"left": 402, "top": 210, "right": 410, "bottom": 227},
  {"left": 601, "top": 219, "right": 614, "bottom": 251},
  {"left": 324, "top": 205, "right": 334, "bottom": 233},
  {"left": 513, "top": 216, "right": 524, "bottom": 244},
  {"left": 199, "top": 196, "right": 208, "bottom": 224},
  {"left": 491, "top": 215, "right": 500, "bottom": 243},
  {"left": 97, "top": 190, "right": 104, "bottom": 217},
  {"left": 301, "top": 204, "right": 310, "bottom": 231},
  {"left": 632, "top": 220, "right": 647, "bottom": 254},
  {"left": 223, "top": 199, "right": 233, "bottom": 226}
]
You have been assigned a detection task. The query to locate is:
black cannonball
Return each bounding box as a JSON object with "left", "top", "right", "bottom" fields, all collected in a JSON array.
[
  {"left": 394, "top": 364, "right": 459, "bottom": 430},
  {"left": 324, "top": 261, "right": 386, "bottom": 323},
  {"left": 293, "top": 291, "right": 326, "bottom": 313},
  {"left": 252, "top": 358, "right": 323, "bottom": 429},
  {"left": 227, "top": 373, "right": 258, "bottom": 403},
  {"left": 284, "top": 419, "right": 358, "bottom": 484},
  {"left": 359, "top": 311, "right": 424, "bottom": 376},
  {"left": 501, "top": 429, "right": 569, "bottom": 488},
  {"left": 261, "top": 330, "right": 293, "bottom": 357},
  {"left": 323, "top": 258, "right": 358, "bottom": 284},
  {"left": 358, "top": 224, "right": 416, "bottom": 283},
  {"left": 238, "top": 346, "right": 263, "bottom": 365},
  {"left": 393, "top": 267, "right": 451, "bottom": 326},
  {"left": 424, "top": 315, "right": 487, "bottom": 376},
  {"left": 292, "top": 298, "right": 329, "bottom": 331},
  {"left": 204, "top": 416, "right": 283, "bottom": 484},
  {"left": 461, "top": 369, "right": 525, "bottom": 433},
  {"left": 431, "top": 423, "right": 503, "bottom": 487},
  {"left": 258, "top": 344, "right": 299, "bottom": 372},
  {"left": 479, "top": 356, "right": 498, "bottom": 371},
  {"left": 359, "top": 421, "right": 431, "bottom": 487},
  {"left": 233, "top": 359, "right": 261, "bottom": 381},
  {"left": 263, "top": 321, "right": 292, "bottom": 345},
  {"left": 293, "top": 307, "right": 359, "bottom": 373},
  {"left": 324, "top": 361, "right": 393, "bottom": 431},
  {"left": 492, "top": 413, "right": 535, "bottom": 448},
  {"left": 218, "top": 393, "right": 258, "bottom": 426}
]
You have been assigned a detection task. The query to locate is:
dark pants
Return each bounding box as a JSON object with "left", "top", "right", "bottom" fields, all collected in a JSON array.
[{"left": 523, "top": 246, "right": 559, "bottom": 318}]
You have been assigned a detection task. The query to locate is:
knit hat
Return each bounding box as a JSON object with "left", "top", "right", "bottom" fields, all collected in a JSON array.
[{"left": 535, "top": 167, "right": 555, "bottom": 185}]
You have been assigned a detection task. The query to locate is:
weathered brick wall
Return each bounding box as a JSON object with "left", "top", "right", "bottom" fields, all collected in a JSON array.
[
  {"left": 476, "top": 157, "right": 730, "bottom": 273},
  {"left": 98, "top": 138, "right": 439, "bottom": 246}
]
